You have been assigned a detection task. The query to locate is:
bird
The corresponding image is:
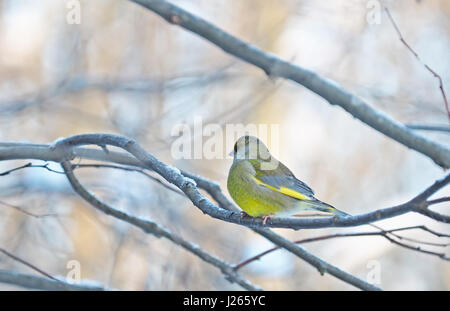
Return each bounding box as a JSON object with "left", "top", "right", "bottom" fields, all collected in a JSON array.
[{"left": 227, "top": 135, "right": 347, "bottom": 224}]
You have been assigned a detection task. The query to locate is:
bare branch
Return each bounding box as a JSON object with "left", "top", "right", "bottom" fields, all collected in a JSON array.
[
  {"left": 253, "top": 228, "right": 382, "bottom": 290},
  {"left": 0, "top": 69, "right": 233, "bottom": 115},
  {"left": 47, "top": 134, "right": 378, "bottom": 291},
  {"left": 127, "top": 0, "right": 450, "bottom": 168},
  {"left": 6, "top": 158, "right": 447, "bottom": 260},
  {"left": 1, "top": 139, "right": 448, "bottom": 229},
  {"left": 0, "top": 270, "right": 106, "bottom": 291},
  {"left": 59, "top": 161, "right": 261, "bottom": 291},
  {"left": 418, "top": 208, "right": 450, "bottom": 224},
  {"left": 71, "top": 163, "right": 185, "bottom": 197},
  {"left": 403, "top": 225, "right": 450, "bottom": 238},
  {"left": 65, "top": 164, "right": 450, "bottom": 247},
  {"left": 0, "top": 162, "right": 34, "bottom": 176},
  {"left": 2, "top": 134, "right": 448, "bottom": 290},
  {"left": 427, "top": 197, "right": 450, "bottom": 206},
  {"left": 234, "top": 225, "right": 450, "bottom": 271},
  {"left": 0, "top": 247, "right": 64, "bottom": 285},
  {"left": 0, "top": 200, "right": 57, "bottom": 218},
  {"left": 406, "top": 124, "right": 450, "bottom": 133},
  {"left": 384, "top": 7, "right": 450, "bottom": 122},
  {"left": 0, "top": 162, "right": 64, "bottom": 176}
]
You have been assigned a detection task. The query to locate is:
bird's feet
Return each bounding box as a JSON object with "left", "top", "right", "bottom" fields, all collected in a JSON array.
[
  {"left": 240, "top": 212, "right": 272, "bottom": 226},
  {"left": 261, "top": 215, "right": 272, "bottom": 226},
  {"left": 240, "top": 211, "right": 250, "bottom": 218}
]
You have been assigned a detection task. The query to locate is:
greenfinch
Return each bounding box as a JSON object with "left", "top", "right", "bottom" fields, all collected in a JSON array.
[{"left": 227, "top": 135, "right": 346, "bottom": 223}]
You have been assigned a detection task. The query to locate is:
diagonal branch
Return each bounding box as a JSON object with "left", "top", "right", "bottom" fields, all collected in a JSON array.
[
  {"left": 1, "top": 140, "right": 449, "bottom": 229},
  {"left": 0, "top": 199, "right": 57, "bottom": 218},
  {"left": 193, "top": 171, "right": 450, "bottom": 266},
  {"left": 384, "top": 7, "right": 449, "bottom": 122},
  {"left": 240, "top": 226, "right": 450, "bottom": 270},
  {"left": 51, "top": 134, "right": 380, "bottom": 291},
  {"left": 418, "top": 208, "right": 450, "bottom": 224},
  {"left": 0, "top": 269, "right": 107, "bottom": 291},
  {"left": 59, "top": 160, "right": 261, "bottom": 291},
  {"left": 406, "top": 124, "right": 450, "bottom": 133},
  {"left": 5, "top": 160, "right": 448, "bottom": 262},
  {"left": 68, "top": 163, "right": 448, "bottom": 248},
  {"left": 234, "top": 225, "right": 450, "bottom": 271},
  {"left": 1, "top": 135, "right": 448, "bottom": 290},
  {"left": 0, "top": 247, "right": 64, "bottom": 284},
  {"left": 127, "top": 0, "right": 450, "bottom": 168}
]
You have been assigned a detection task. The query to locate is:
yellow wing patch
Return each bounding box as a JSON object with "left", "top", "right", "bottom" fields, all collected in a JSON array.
[{"left": 252, "top": 176, "right": 309, "bottom": 201}]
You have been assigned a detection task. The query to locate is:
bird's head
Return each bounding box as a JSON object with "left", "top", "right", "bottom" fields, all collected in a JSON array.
[{"left": 230, "top": 135, "right": 271, "bottom": 162}]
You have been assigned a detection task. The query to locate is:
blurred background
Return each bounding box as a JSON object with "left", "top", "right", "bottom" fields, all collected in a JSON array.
[{"left": 0, "top": 0, "right": 449, "bottom": 290}]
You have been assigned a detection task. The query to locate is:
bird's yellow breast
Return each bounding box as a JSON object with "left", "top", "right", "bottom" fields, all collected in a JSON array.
[
  {"left": 227, "top": 162, "right": 284, "bottom": 217},
  {"left": 227, "top": 182, "right": 283, "bottom": 217}
]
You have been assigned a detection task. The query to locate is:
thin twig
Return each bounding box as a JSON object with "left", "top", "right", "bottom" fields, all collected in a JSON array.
[
  {"left": 384, "top": 7, "right": 450, "bottom": 122},
  {"left": 233, "top": 225, "right": 450, "bottom": 271},
  {"left": 427, "top": 197, "right": 450, "bottom": 206},
  {"left": 71, "top": 163, "right": 185, "bottom": 196},
  {"left": 60, "top": 161, "right": 261, "bottom": 291},
  {"left": 386, "top": 225, "right": 450, "bottom": 238},
  {"left": 406, "top": 124, "right": 450, "bottom": 133},
  {"left": 0, "top": 270, "right": 107, "bottom": 291},
  {"left": 126, "top": 0, "right": 450, "bottom": 168},
  {"left": 53, "top": 134, "right": 380, "bottom": 291},
  {"left": 2, "top": 135, "right": 449, "bottom": 290},
  {"left": 5, "top": 159, "right": 448, "bottom": 252},
  {"left": 0, "top": 200, "right": 57, "bottom": 218},
  {"left": 0, "top": 247, "right": 64, "bottom": 285},
  {"left": 366, "top": 224, "right": 448, "bottom": 247},
  {"left": 418, "top": 207, "right": 450, "bottom": 223},
  {"left": 0, "top": 162, "right": 65, "bottom": 176},
  {"left": 44, "top": 162, "right": 450, "bottom": 247},
  {"left": 1, "top": 141, "right": 449, "bottom": 229}
]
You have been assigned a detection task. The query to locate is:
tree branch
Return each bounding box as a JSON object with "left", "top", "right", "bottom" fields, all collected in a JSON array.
[
  {"left": 234, "top": 225, "right": 450, "bottom": 271},
  {"left": 59, "top": 161, "right": 261, "bottom": 291},
  {"left": 406, "top": 124, "right": 450, "bottom": 133},
  {"left": 0, "top": 199, "right": 57, "bottom": 218},
  {"left": 384, "top": 7, "right": 449, "bottom": 122},
  {"left": 127, "top": 0, "right": 450, "bottom": 168},
  {"left": 1, "top": 139, "right": 448, "bottom": 229},
  {"left": 47, "top": 134, "right": 379, "bottom": 290},
  {"left": 6, "top": 158, "right": 449, "bottom": 277},
  {"left": 0, "top": 247, "right": 63, "bottom": 284},
  {"left": 0, "top": 270, "right": 107, "bottom": 291},
  {"left": 2, "top": 134, "right": 448, "bottom": 290},
  {"left": 0, "top": 247, "right": 109, "bottom": 291},
  {"left": 67, "top": 164, "right": 450, "bottom": 247},
  {"left": 418, "top": 208, "right": 450, "bottom": 224}
]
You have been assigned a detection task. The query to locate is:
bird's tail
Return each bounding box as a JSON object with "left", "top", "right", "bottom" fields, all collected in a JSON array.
[{"left": 304, "top": 199, "right": 349, "bottom": 216}]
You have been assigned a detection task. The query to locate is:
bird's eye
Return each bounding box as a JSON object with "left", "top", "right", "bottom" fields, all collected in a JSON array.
[{"left": 233, "top": 143, "right": 237, "bottom": 153}]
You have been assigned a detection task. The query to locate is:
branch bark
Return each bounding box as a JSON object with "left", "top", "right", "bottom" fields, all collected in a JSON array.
[
  {"left": 59, "top": 161, "right": 261, "bottom": 291},
  {"left": 0, "top": 270, "right": 107, "bottom": 291},
  {"left": 2, "top": 134, "right": 448, "bottom": 290},
  {"left": 0, "top": 134, "right": 381, "bottom": 290},
  {"left": 234, "top": 225, "right": 450, "bottom": 271},
  {"left": 1, "top": 140, "right": 448, "bottom": 229},
  {"left": 50, "top": 134, "right": 382, "bottom": 290}
]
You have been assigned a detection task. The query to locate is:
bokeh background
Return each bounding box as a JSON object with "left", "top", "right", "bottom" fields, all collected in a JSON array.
[{"left": 0, "top": 0, "right": 449, "bottom": 290}]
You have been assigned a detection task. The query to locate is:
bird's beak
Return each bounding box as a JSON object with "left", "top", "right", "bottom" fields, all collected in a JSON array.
[{"left": 228, "top": 150, "right": 233, "bottom": 157}]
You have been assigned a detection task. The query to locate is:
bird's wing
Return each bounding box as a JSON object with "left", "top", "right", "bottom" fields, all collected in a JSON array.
[{"left": 248, "top": 159, "right": 315, "bottom": 200}]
